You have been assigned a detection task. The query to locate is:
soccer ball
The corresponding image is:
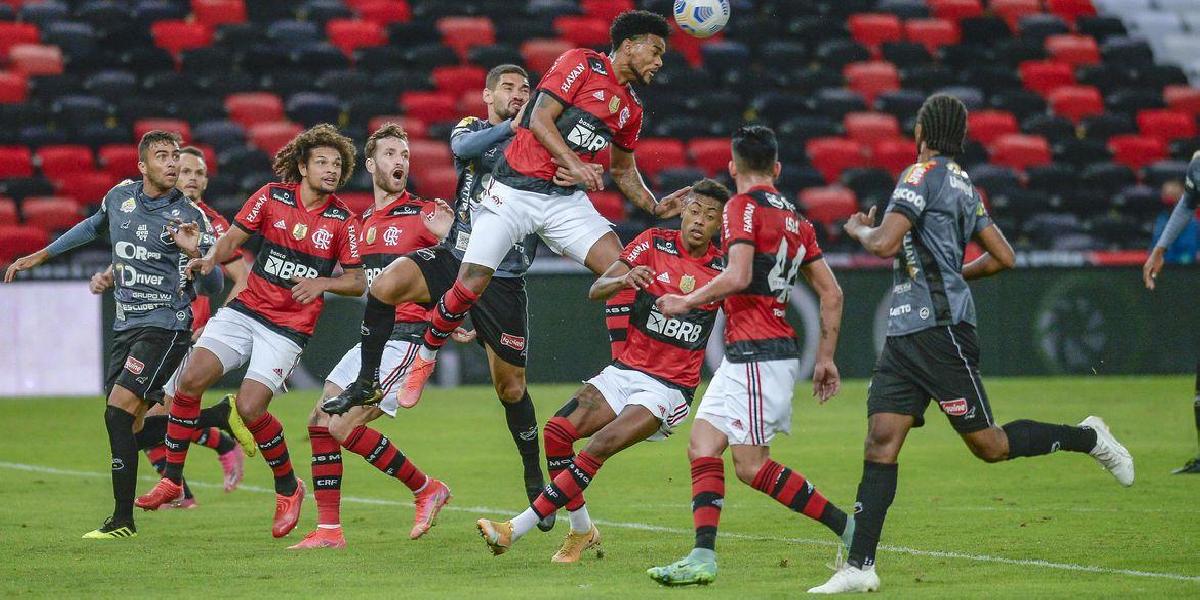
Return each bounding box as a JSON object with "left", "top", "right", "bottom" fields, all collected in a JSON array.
[{"left": 673, "top": 0, "right": 730, "bottom": 38}]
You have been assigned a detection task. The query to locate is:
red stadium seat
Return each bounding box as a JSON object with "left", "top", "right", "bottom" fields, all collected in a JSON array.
[
  {"left": 990, "top": 134, "right": 1052, "bottom": 172},
  {"left": 9, "top": 44, "right": 63, "bottom": 76},
  {"left": 967, "top": 110, "right": 1019, "bottom": 144},
  {"left": 1164, "top": 86, "right": 1200, "bottom": 117},
  {"left": 327, "top": 19, "right": 386, "bottom": 56},
  {"left": 457, "top": 90, "right": 486, "bottom": 119},
  {"left": 992, "top": 0, "right": 1040, "bottom": 32},
  {"left": 904, "top": 18, "right": 960, "bottom": 53},
  {"left": 414, "top": 166, "right": 459, "bottom": 200},
  {"left": 1108, "top": 134, "right": 1167, "bottom": 172},
  {"left": 433, "top": 65, "right": 487, "bottom": 98},
  {"left": 805, "top": 137, "right": 867, "bottom": 183},
  {"left": 871, "top": 138, "right": 917, "bottom": 177},
  {"left": 191, "top": 0, "right": 246, "bottom": 28},
  {"left": 521, "top": 39, "right": 572, "bottom": 75},
  {"left": 36, "top": 145, "right": 94, "bottom": 180},
  {"left": 1047, "top": 0, "right": 1096, "bottom": 27},
  {"left": 849, "top": 14, "right": 903, "bottom": 51},
  {"left": 0, "top": 70, "right": 28, "bottom": 103},
  {"left": 353, "top": 0, "right": 411, "bottom": 25},
  {"left": 554, "top": 16, "right": 610, "bottom": 49},
  {"left": 844, "top": 112, "right": 902, "bottom": 146},
  {"left": 248, "top": 121, "right": 303, "bottom": 156},
  {"left": 191, "top": 144, "right": 218, "bottom": 175},
  {"left": 1045, "top": 34, "right": 1101, "bottom": 67},
  {"left": 98, "top": 144, "right": 141, "bottom": 180},
  {"left": 844, "top": 61, "right": 900, "bottom": 105},
  {"left": 150, "top": 20, "right": 213, "bottom": 56},
  {"left": 225, "top": 92, "right": 285, "bottom": 129},
  {"left": 55, "top": 171, "right": 118, "bottom": 206},
  {"left": 1048, "top": 85, "right": 1105, "bottom": 123},
  {"left": 635, "top": 138, "right": 687, "bottom": 180},
  {"left": 337, "top": 191, "right": 373, "bottom": 214},
  {"left": 368, "top": 115, "right": 428, "bottom": 140},
  {"left": 668, "top": 21, "right": 720, "bottom": 68},
  {"left": 0, "top": 146, "right": 33, "bottom": 178},
  {"left": 0, "top": 197, "right": 16, "bottom": 226},
  {"left": 407, "top": 139, "right": 453, "bottom": 172},
  {"left": 437, "top": 17, "right": 496, "bottom": 59},
  {"left": 589, "top": 190, "right": 627, "bottom": 222},
  {"left": 0, "top": 22, "right": 39, "bottom": 58},
  {"left": 135, "top": 119, "right": 191, "bottom": 142},
  {"left": 581, "top": 0, "right": 633, "bottom": 22},
  {"left": 22, "top": 197, "right": 80, "bottom": 232},
  {"left": 401, "top": 91, "right": 458, "bottom": 125},
  {"left": 0, "top": 225, "right": 48, "bottom": 264},
  {"left": 927, "top": 0, "right": 983, "bottom": 21},
  {"left": 1137, "top": 109, "right": 1198, "bottom": 143},
  {"left": 688, "top": 138, "right": 732, "bottom": 177},
  {"left": 1019, "top": 60, "right": 1076, "bottom": 96},
  {"left": 800, "top": 186, "right": 858, "bottom": 226}
]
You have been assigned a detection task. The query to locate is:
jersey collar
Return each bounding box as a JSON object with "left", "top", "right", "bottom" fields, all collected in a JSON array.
[
  {"left": 375, "top": 190, "right": 413, "bottom": 214},
  {"left": 745, "top": 183, "right": 779, "bottom": 195}
]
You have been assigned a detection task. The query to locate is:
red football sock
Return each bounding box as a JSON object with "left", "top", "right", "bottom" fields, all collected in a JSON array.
[
  {"left": 543, "top": 416, "right": 585, "bottom": 511},
  {"left": 163, "top": 391, "right": 201, "bottom": 483},
  {"left": 691, "top": 456, "right": 725, "bottom": 550},
  {"left": 193, "top": 426, "right": 223, "bottom": 449},
  {"left": 531, "top": 451, "right": 604, "bottom": 518},
  {"left": 247, "top": 412, "right": 296, "bottom": 494},
  {"left": 309, "top": 425, "right": 342, "bottom": 527},
  {"left": 342, "top": 425, "right": 427, "bottom": 492},
  {"left": 423, "top": 280, "right": 478, "bottom": 350}
]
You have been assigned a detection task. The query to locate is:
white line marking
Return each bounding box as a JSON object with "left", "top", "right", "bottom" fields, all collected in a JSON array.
[{"left": 2, "top": 460, "right": 1196, "bottom": 583}]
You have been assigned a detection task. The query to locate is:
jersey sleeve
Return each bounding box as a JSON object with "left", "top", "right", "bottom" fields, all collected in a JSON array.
[
  {"left": 800, "top": 220, "right": 824, "bottom": 265},
  {"left": 536, "top": 48, "right": 592, "bottom": 105},
  {"left": 618, "top": 229, "right": 655, "bottom": 267},
  {"left": 233, "top": 184, "right": 272, "bottom": 232},
  {"left": 1184, "top": 157, "right": 1200, "bottom": 209},
  {"left": 970, "top": 189, "right": 993, "bottom": 235},
  {"left": 886, "top": 162, "right": 931, "bottom": 225},
  {"left": 722, "top": 194, "right": 757, "bottom": 252},
  {"left": 338, "top": 217, "right": 361, "bottom": 269}
]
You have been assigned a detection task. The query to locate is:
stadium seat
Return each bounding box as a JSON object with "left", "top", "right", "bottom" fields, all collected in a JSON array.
[
  {"left": 1104, "top": 135, "right": 1161, "bottom": 172},
  {"left": 968, "top": 110, "right": 1019, "bottom": 145},
  {"left": 1045, "top": 34, "right": 1101, "bottom": 67},
  {"left": 98, "top": 144, "right": 141, "bottom": 180},
  {"left": 225, "top": 92, "right": 286, "bottom": 129},
  {"left": 521, "top": 38, "right": 572, "bottom": 74},
  {"left": 1019, "top": 60, "right": 1076, "bottom": 96},
  {"left": 432, "top": 65, "right": 487, "bottom": 98},
  {"left": 412, "top": 165, "right": 458, "bottom": 199},
  {"left": 0, "top": 71, "right": 28, "bottom": 104},
  {"left": 991, "top": 0, "right": 1040, "bottom": 32},
  {"left": 581, "top": 0, "right": 632, "bottom": 22},
  {"left": 407, "top": 139, "right": 453, "bottom": 173},
  {"left": 352, "top": 0, "right": 411, "bottom": 25},
  {"left": 843, "top": 61, "right": 900, "bottom": 105},
  {"left": 844, "top": 112, "right": 901, "bottom": 146},
  {"left": 800, "top": 186, "right": 858, "bottom": 227},
  {"left": 0, "top": 197, "right": 15, "bottom": 225},
  {"left": 634, "top": 138, "right": 687, "bottom": 181},
  {"left": 36, "top": 145, "right": 94, "bottom": 180},
  {"left": 247, "top": 121, "right": 303, "bottom": 156},
  {"left": 150, "top": 20, "right": 213, "bottom": 56},
  {"left": 990, "top": 134, "right": 1052, "bottom": 171},
  {"left": 1048, "top": 86, "right": 1105, "bottom": 123},
  {"left": 927, "top": 0, "right": 983, "bottom": 21},
  {"left": 0, "top": 146, "right": 34, "bottom": 179},
  {"left": 327, "top": 19, "right": 387, "bottom": 56},
  {"left": 401, "top": 91, "right": 459, "bottom": 125},
  {"left": 849, "top": 14, "right": 903, "bottom": 51},
  {"left": 54, "top": 171, "right": 116, "bottom": 206},
  {"left": 687, "top": 138, "right": 732, "bottom": 177},
  {"left": 191, "top": 0, "right": 246, "bottom": 28},
  {"left": 0, "top": 225, "right": 49, "bottom": 263},
  {"left": 554, "top": 15, "right": 609, "bottom": 49},
  {"left": 0, "top": 22, "right": 39, "bottom": 58},
  {"left": 872, "top": 138, "right": 918, "bottom": 177},
  {"left": 1164, "top": 86, "right": 1200, "bottom": 117},
  {"left": 904, "top": 18, "right": 959, "bottom": 53},
  {"left": 8, "top": 44, "right": 63, "bottom": 76},
  {"left": 1047, "top": 0, "right": 1097, "bottom": 27},
  {"left": 589, "top": 190, "right": 626, "bottom": 222},
  {"left": 285, "top": 93, "right": 342, "bottom": 127},
  {"left": 438, "top": 16, "right": 496, "bottom": 59},
  {"left": 22, "top": 196, "right": 80, "bottom": 232},
  {"left": 135, "top": 119, "right": 191, "bottom": 142},
  {"left": 806, "top": 137, "right": 866, "bottom": 183},
  {"left": 1137, "top": 109, "right": 1198, "bottom": 143}
]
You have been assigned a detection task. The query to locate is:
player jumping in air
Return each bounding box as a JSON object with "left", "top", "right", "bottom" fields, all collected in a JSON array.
[
  {"left": 808, "top": 95, "right": 1134, "bottom": 594},
  {"left": 135, "top": 125, "right": 366, "bottom": 540},
  {"left": 648, "top": 125, "right": 851, "bottom": 587},
  {"left": 290, "top": 124, "right": 457, "bottom": 549},
  {"left": 1142, "top": 151, "right": 1200, "bottom": 474},
  {"left": 475, "top": 179, "right": 729, "bottom": 562},
  {"left": 4, "top": 131, "right": 225, "bottom": 539}
]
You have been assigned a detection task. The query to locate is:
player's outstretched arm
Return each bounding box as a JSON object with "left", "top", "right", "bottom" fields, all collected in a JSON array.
[
  {"left": 800, "top": 258, "right": 843, "bottom": 403},
  {"left": 1144, "top": 189, "right": 1196, "bottom": 290},
  {"left": 588, "top": 260, "right": 652, "bottom": 300},
  {"left": 610, "top": 146, "right": 686, "bottom": 219},
  {"left": 527, "top": 93, "right": 603, "bottom": 191},
  {"left": 450, "top": 118, "right": 514, "bottom": 160},
  {"left": 844, "top": 206, "right": 911, "bottom": 258},
  {"left": 4, "top": 208, "right": 106, "bottom": 282},
  {"left": 963, "top": 224, "right": 1015, "bottom": 281},
  {"left": 657, "top": 243, "right": 753, "bottom": 317}
]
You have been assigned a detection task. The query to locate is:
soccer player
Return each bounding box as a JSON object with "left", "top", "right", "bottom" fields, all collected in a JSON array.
[
  {"left": 648, "top": 126, "right": 850, "bottom": 587},
  {"left": 809, "top": 95, "right": 1134, "bottom": 594},
  {"left": 135, "top": 124, "right": 366, "bottom": 541},
  {"left": 1142, "top": 151, "right": 1200, "bottom": 474},
  {"left": 290, "top": 124, "right": 457, "bottom": 549},
  {"left": 329, "top": 10, "right": 689, "bottom": 419},
  {"left": 3, "top": 130, "right": 224, "bottom": 539},
  {"left": 475, "top": 180, "right": 729, "bottom": 562}
]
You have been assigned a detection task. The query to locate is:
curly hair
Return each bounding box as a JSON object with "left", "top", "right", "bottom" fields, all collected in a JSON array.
[{"left": 272, "top": 123, "right": 356, "bottom": 187}]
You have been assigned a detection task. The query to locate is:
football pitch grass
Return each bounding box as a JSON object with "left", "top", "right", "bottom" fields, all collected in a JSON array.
[{"left": 1, "top": 376, "right": 1197, "bottom": 598}]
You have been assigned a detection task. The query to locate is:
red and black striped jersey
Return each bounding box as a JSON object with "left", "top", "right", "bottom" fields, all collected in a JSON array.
[
  {"left": 359, "top": 191, "right": 440, "bottom": 332},
  {"left": 191, "top": 198, "right": 241, "bottom": 331},
  {"left": 229, "top": 182, "right": 361, "bottom": 346},
  {"left": 616, "top": 228, "right": 723, "bottom": 392},
  {"left": 721, "top": 185, "right": 822, "bottom": 363}
]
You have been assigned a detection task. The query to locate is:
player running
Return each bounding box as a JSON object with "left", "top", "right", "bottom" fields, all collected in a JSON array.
[
  {"left": 290, "top": 124, "right": 457, "bottom": 549},
  {"left": 329, "top": 10, "right": 689, "bottom": 420},
  {"left": 475, "top": 180, "right": 729, "bottom": 562},
  {"left": 648, "top": 126, "right": 852, "bottom": 587},
  {"left": 3, "top": 130, "right": 224, "bottom": 539},
  {"left": 1141, "top": 151, "right": 1200, "bottom": 474},
  {"left": 808, "top": 95, "right": 1133, "bottom": 594},
  {"left": 135, "top": 125, "right": 366, "bottom": 540}
]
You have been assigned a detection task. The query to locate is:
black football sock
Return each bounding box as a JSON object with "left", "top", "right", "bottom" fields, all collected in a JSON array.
[
  {"left": 182, "top": 479, "right": 194, "bottom": 500},
  {"left": 356, "top": 292, "right": 396, "bottom": 383},
  {"left": 105, "top": 406, "right": 139, "bottom": 523},
  {"left": 1193, "top": 394, "right": 1200, "bottom": 453},
  {"left": 1002, "top": 420, "right": 1097, "bottom": 458},
  {"left": 196, "top": 403, "right": 229, "bottom": 430},
  {"left": 214, "top": 431, "right": 236, "bottom": 454},
  {"left": 503, "top": 390, "right": 543, "bottom": 488},
  {"left": 135, "top": 415, "right": 167, "bottom": 451},
  {"left": 847, "top": 461, "right": 898, "bottom": 570}
]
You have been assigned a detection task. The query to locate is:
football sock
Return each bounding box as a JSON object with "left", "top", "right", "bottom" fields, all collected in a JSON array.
[
  {"left": 531, "top": 451, "right": 604, "bottom": 519},
  {"left": 567, "top": 505, "right": 592, "bottom": 533},
  {"left": 196, "top": 403, "right": 229, "bottom": 430},
  {"left": 163, "top": 391, "right": 201, "bottom": 484},
  {"left": 104, "top": 406, "right": 139, "bottom": 523},
  {"left": 194, "top": 426, "right": 222, "bottom": 450},
  {"left": 1193, "top": 396, "right": 1200, "bottom": 451},
  {"left": 343, "top": 425, "right": 428, "bottom": 492},
  {"left": 247, "top": 412, "right": 297, "bottom": 496},
  {"left": 503, "top": 390, "right": 542, "bottom": 489},
  {"left": 309, "top": 425, "right": 342, "bottom": 528},
  {"left": 214, "top": 431, "right": 236, "bottom": 454},
  {"left": 356, "top": 292, "right": 396, "bottom": 383},
  {"left": 751, "top": 460, "right": 846, "bottom": 537},
  {"left": 543, "top": 416, "right": 585, "bottom": 511},
  {"left": 690, "top": 456, "right": 724, "bottom": 551},
  {"left": 1002, "top": 420, "right": 1098, "bottom": 458},
  {"left": 848, "top": 461, "right": 898, "bottom": 569},
  {"left": 144, "top": 445, "right": 192, "bottom": 500},
  {"left": 421, "top": 280, "right": 478, "bottom": 357},
  {"left": 134, "top": 415, "right": 167, "bottom": 450}
]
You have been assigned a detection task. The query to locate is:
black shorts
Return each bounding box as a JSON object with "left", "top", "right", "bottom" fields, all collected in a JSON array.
[
  {"left": 867, "top": 322, "right": 994, "bottom": 434},
  {"left": 409, "top": 246, "right": 530, "bottom": 367},
  {"left": 105, "top": 327, "right": 191, "bottom": 404}
]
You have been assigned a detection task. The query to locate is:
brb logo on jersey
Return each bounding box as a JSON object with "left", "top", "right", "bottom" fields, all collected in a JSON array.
[
  {"left": 646, "top": 305, "right": 703, "bottom": 343},
  {"left": 264, "top": 248, "right": 318, "bottom": 280},
  {"left": 566, "top": 120, "right": 610, "bottom": 154}
]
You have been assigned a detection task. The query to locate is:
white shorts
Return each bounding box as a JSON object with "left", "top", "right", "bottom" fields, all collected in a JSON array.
[
  {"left": 193, "top": 308, "right": 303, "bottom": 394},
  {"left": 463, "top": 179, "right": 612, "bottom": 269},
  {"left": 325, "top": 341, "right": 419, "bottom": 417},
  {"left": 586, "top": 365, "right": 690, "bottom": 442},
  {"left": 694, "top": 358, "right": 799, "bottom": 446},
  {"left": 161, "top": 346, "right": 191, "bottom": 399}
]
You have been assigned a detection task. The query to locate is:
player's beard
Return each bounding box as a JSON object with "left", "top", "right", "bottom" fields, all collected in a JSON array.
[
  {"left": 149, "top": 172, "right": 177, "bottom": 194},
  {"left": 497, "top": 99, "right": 522, "bottom": 121},
  {"left": 374, "top": 170, "right": 406, "bottom": 195}
]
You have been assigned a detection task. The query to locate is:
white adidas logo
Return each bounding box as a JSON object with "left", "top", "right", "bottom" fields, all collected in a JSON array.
[
  {"left": 273, "top": 219, "right": 287, "bottom": 230},
  {"left": 656, "top": 271, "right": 670, "bottom": 284}
]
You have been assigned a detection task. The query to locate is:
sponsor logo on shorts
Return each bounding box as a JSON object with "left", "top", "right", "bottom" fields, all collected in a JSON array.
[
  {"left": 124, "top": 356, "right": 145, "bottom": 375},
  {"left": 273, "top": 368, "right": 284, "bottom": 377},
  {"left": 938, "top": 397, "right": 969, "bottom": 417},
  {"left": 111, "top": 457, "right": 125, "bottom": 471},
  {"left": 500, "top": 333, "right": 526, "bottom": 351},
  {"left": 731, "top": 419, "right": 744, "bottom": 431},
  {"left": 919, "top": 307, "right": 930, "bottom": 320}
]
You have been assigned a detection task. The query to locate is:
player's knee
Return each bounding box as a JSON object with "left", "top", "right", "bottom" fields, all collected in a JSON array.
[
  {"left": 731, "top": 456, "right": 764, "bottom": 486},
  {"left": 327, "top": 416, "right": 354, "bottom": 444},
  {"left": 459, "top": 264, "right": 493, "bottom": 294},
  {"left": 235, "top": 399, "right": 266, "bottom": 423},
  {"left": 493, "top": 377, "right": 526, "bottom": 404}
]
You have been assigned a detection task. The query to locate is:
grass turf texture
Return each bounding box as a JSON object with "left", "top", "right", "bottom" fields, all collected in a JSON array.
[{"left": 0, "top": 376, "right": 1197, "bottom": 598}]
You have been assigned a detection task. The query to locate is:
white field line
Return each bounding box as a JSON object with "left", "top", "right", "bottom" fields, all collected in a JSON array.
[{"left": 1, "top": 460, "right": 1196, "bottom": 584}]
